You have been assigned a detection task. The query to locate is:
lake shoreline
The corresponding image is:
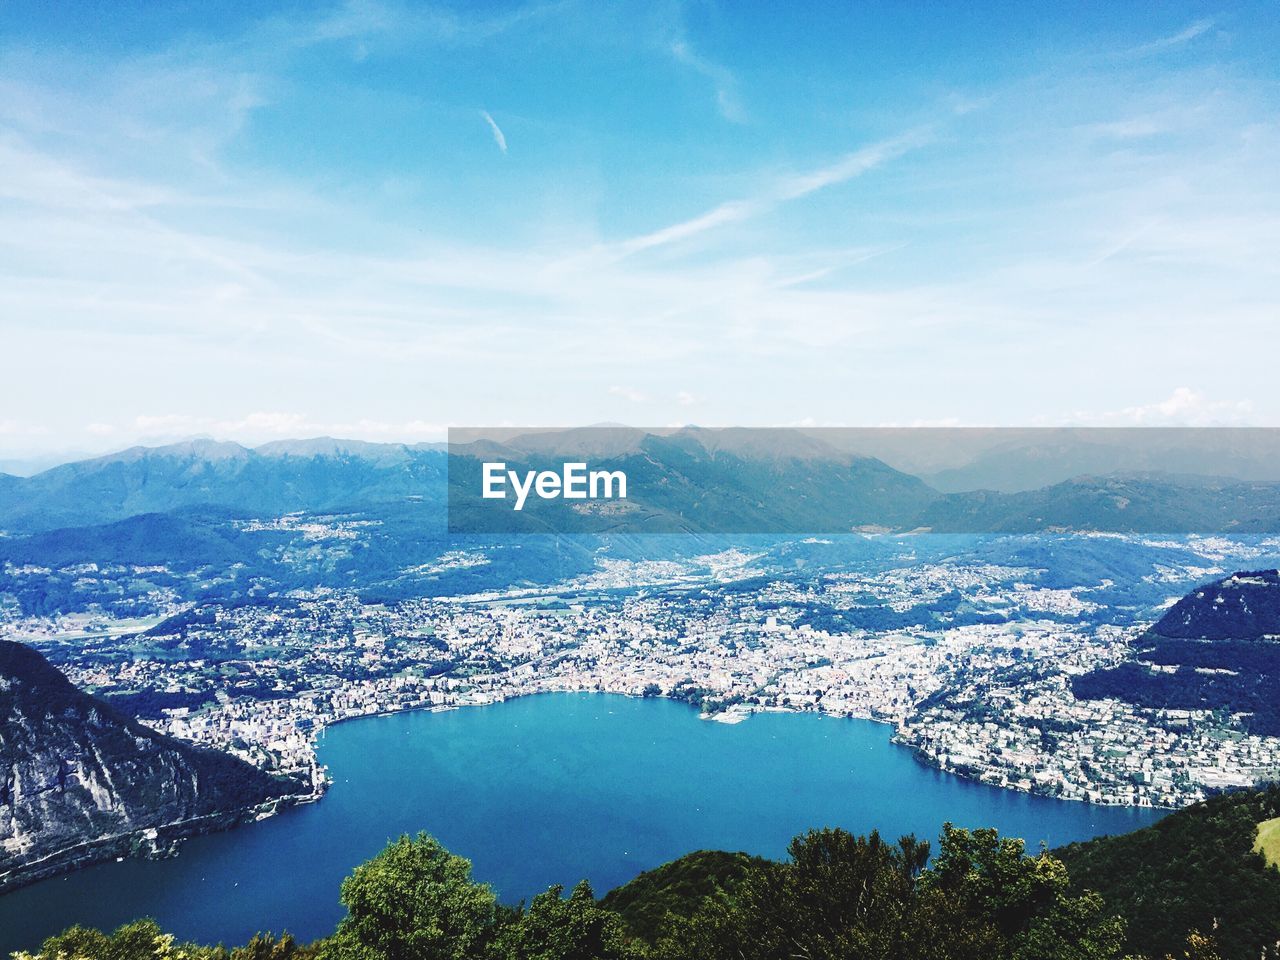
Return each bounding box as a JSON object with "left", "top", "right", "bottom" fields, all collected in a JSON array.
[{"left": 0, "top": 692, "right": 1166, "bottom": 955}]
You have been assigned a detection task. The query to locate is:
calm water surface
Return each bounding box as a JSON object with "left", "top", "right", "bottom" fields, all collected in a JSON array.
[{"left": 0, "top": 694, "right": 1163, "bottom": 952}]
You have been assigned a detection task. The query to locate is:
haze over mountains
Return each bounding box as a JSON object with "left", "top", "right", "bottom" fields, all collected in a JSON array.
[
  {"left": 3, "top": 428, "right": 1280, "bottom": 537},
  {"left": 448, "top": 427, "right": 1280, "bottom": 534},
  {"left": 0, "top": 438, "right": 446, "bottom": 534},
  {"left": 820, "top": 428, "right": 1280, "bottom": 493}
]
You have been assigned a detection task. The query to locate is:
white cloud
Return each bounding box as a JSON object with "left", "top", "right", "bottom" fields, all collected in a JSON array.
[
  {"left": 609, "top": 386, "right": 649, "bottom": 404},
  {"left": 1079, "top": 388, "right": 1255, "bottom": 427},
  {"left": 480, "top": 109, "right": 507, "bottom": 154},
  {"left": 1, "top": 8, "right": 1278, "bottom": 449}
]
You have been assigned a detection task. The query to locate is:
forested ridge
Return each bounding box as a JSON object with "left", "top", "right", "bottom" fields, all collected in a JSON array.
[
  {"left": 1073, "top": 570, "right": 1280, "bottom": 735},
  {"left": 1057, "top": 784, "right": 1280, "bottom": 959}
]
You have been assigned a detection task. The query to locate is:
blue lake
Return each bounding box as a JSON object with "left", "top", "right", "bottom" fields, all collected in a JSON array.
[{"left": 0, "top": 693, "right": 1164, "bottom": 953}]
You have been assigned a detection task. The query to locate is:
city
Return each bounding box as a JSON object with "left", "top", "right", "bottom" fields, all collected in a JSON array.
[{"left": 7, "top": 535, "right": 1277, "bottom": 813}]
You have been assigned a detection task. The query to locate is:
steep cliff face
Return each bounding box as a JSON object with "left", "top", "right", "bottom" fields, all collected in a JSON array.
[{"left": 0, "top": 641, "right": 306, "bottom": 891}]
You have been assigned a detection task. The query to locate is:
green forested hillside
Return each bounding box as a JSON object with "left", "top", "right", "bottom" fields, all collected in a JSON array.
[
  {"left": 598, "top": 850, "right": 763, "bottom": 941},
  {"left": 1073, "top": 571, "right": 1280, "bottom": 733},
  {"left": 1057, "top": 785, "right": 1280, "bottom": 960}
]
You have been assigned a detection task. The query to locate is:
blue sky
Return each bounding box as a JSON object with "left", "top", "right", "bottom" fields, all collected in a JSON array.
[{"left": 1, "top": 0, "right": 1277, "bottom": 454}]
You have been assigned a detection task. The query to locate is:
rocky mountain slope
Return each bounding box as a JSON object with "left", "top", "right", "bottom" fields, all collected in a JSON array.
[{"left": 0, "top": 641, "right": 309, "bottom": 891}]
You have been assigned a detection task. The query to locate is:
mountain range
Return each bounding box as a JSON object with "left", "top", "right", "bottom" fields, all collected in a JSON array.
[
  {"left": 0, "top": 438, "right": 446, "bottom": 534},
  {"left": 808, "top": 427, "right": 1280, "bottom": 492},
  {"left": 2, "top": 430, "right": 1280, "bottom": 540},
  {"left": 447, "top": 428, "right": 1280, "bottom": 534}
]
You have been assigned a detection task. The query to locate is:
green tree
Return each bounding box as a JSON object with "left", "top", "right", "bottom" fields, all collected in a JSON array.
[
  {"left": 323, "top": 833, "right": 497, "bottom": 960},
  {"left": 18, "top": 919, "right": 217, "bottom": 960},
  {"left": 1009, "top": 891, "right": 1127, "bottom": 960},
  {"left": 923, "top": 826, "right": 1068, "bottom": 939},
  {"left": 652, "top": 825, "right": 1131, "bottom": 960},
  {"left": 919, "top": 826, "right": 1128, "bottom": 960},
  {"left": 489, "top": 881, "right": 641, "bottom": 960},
  {"left": 655, "top": 828, "right": 932, "bottom": 960},
  {"left": 230, "top": 933, "right": 316, "bottom": 960}
]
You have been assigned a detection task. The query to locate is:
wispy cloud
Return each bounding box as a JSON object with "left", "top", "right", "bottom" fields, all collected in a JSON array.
[
  {"left": 1, "top": 3, "right": 1278, "bottom": 448},
  {"left": 287, "top": 0, "right": 575, "bottom": 53},
  {"left": 618, "top": 200, "right": 757, "bottom": 255},
  {"left": 1127, "top": 19, "right": 1214, "bottom": 56},
  {"left": 669, "top": 39, "right": 745, "bottom": 123},
  {"left": 776, "top": 131, "right": 930, "bottom": 200},
  {"left": 480, "top": 109, "right": 508, "bottom": 153},
  {"left": 617, "top": 129, "right": 929, "bottom": 256},
  {"left": 1082, "top": 116, "right": 1170, "bottom": 140}
]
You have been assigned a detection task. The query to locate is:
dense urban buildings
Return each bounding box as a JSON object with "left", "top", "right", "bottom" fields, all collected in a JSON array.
[{"left": 7, "top": 533, "right": 1278, "bottom": 812}]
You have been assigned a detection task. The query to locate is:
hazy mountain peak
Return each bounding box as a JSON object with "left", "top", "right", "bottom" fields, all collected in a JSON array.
[
  {"left": 254, "top": 437, "right": 405, "bottom": 460},
  {"left": 96, "top": 439, "right": 251, "bottom": 465}
]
